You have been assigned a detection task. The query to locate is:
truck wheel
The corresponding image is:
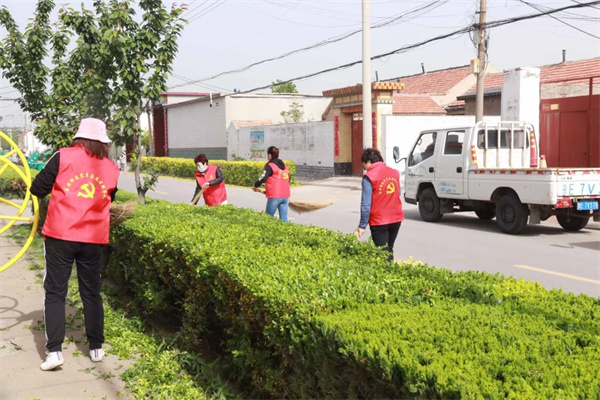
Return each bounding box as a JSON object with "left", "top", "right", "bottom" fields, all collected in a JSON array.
[
  {"left": 495, "top": 195, "right": 528, "bottom": 234},
  {"left": 556, "top": 211, "right": 589, "bottom": 232},
  {"left": 419, "top": 188, "right": 443, "bottom": 222},
  {"left": 475, "top": 204, "right": 495, "bottom": 220}
]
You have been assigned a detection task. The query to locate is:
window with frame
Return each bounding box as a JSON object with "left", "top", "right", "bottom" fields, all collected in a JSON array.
[
  {"left": 443, "top": 131, "right": 465, "bottom": 155},
  {"left": 408, "top": 132, "right": 437, "bottom": 166}
]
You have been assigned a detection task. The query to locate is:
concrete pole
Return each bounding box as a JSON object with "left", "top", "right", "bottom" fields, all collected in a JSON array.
[
  {"left": 475, "top": 0, "right": 487, "bottom": 122},
  {"left": 362, "top": 0, "right": 373, "bottom": 149}
]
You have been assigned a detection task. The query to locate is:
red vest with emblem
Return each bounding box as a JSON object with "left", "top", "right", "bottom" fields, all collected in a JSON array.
[
  {"left": 43, "top": 146, "right": 120, "bottom": 244},
  {"left": 194, "top": 164, "right": 227, "bottom": 206},
  {"left": 364, "top": 161, "right": 405, "bottom": 226},
  {"left": 265, "top": 162, "right": 290, "bottom": 198}
]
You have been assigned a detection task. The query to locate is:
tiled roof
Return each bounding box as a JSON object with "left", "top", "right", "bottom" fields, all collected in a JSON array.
[
  {"left": 322, "top": 82, "right": 404, "bottom": 97},
  {"left": 392, "top": 96, "right": 446, "bottom": 115},
  {"left": 231, "top": 120, "right": 272, "bottom": 130},
  {"left": 541, "top": 57, "right": 600, "bottom": 83},
  {"left": 384, "top": 65, "right": 472, "bottom": 95},
  {"left": 446, "top": 99, "right": 466, "bottom": 108},
  {"left": 467, "top": 57, "right": 600, "bottom": 91}
]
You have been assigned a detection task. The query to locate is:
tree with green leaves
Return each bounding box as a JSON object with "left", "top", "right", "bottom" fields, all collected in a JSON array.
[
  {"left": 280, "top": 102, "right": 304, "bottom": 123},
  {"left": 0, "top": 0, "right": 186, "bottom": 204},
  {"left": 270, "top": 79, "right": 298, "bottom": 94}
]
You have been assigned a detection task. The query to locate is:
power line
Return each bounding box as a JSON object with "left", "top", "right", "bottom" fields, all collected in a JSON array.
[
  {"left": 519, "top": 0, "right": 600, "bottom": 39},
  {"left": 241, "top": 2, "right": 361, "bottom": 28},
  {"left": 169, "top": 0, "right": 449, "bottom": 89},
  {"left": 571, "top": 0, "right": 600, "bottom": 10},
  {"left": 187, "top": 0, "right": 227, "bottom": 24},
  {"left": 263, "top": 0, "right": 367, "bottom": 24},
  {"left": 182, "top": 0, "right": 210, "bottom": 19},
  {"left": 230, "top": 0, "right": 600, "bottom": 96},
  {"left": 180, "top": 0, "right": 203, "bottom": 17},
  {"left": 172, "top": 73, "right": 230, "bottom": 92}
]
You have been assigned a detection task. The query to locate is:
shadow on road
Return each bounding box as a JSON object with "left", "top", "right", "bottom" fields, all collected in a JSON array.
[
  {"left": 402, "top": 208, "right": 595, "bottom": 237},
  {"left": 551, "top": 241, "right": 600, "bottom": 251}
]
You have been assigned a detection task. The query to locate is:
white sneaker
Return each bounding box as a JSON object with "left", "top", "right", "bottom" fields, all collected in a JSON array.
[
  {"left": 89, "top": 348, "right": 105, "bottom": 362},
  {"left": 40, "top": 351, "right": 64, "bottom": 371}
]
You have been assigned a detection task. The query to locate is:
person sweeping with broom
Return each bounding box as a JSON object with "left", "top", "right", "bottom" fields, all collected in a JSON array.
[
  {"left": 190, "top": 153, "right": 228, "bottom": 206},
  {"left": 355, "top": 148, "right": 404, "bottom": 262},
  {"left": 253, "top": 146, "right": 290, "bottom": 222},
  {"left": 30, "top": 118, "right": 120, "bottom": 371}
]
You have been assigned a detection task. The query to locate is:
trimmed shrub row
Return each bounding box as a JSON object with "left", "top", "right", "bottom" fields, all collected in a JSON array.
[
  {"left": 0, "top": 165, "right": 38, "bottom": 198},
  {"left": 140, "top": 156, "right": 296, "bottom": 186},
  {"left": 106, "top": 202, "right": 600, "bottom": 399},
  {"left": 313, "top": 302, "right": 599, "bottom": 399}
]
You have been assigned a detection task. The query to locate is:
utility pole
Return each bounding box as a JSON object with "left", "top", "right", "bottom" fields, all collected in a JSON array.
[
  {"left": 362, "top": 0, "right": 373, "bottom": 149},
  {"left": 475, "top": 0, "right": 487, "bottom": 122}
]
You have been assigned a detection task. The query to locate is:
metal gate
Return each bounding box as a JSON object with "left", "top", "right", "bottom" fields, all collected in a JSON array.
[{"left": 540, "top": 76, "right": 599, "bottom": 168}]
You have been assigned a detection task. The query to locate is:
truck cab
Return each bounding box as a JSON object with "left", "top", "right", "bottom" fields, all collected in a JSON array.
[{"left": 397, "top": 121, "right": 600, "bottom": 234}]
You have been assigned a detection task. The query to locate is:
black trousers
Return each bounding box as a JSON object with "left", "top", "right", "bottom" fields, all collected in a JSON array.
[
  {"left": 43, "top": 236, "right": 104, "bottom": 352},
  {"left": 370, "top": 222, "right": 402, "bottom": 262}
]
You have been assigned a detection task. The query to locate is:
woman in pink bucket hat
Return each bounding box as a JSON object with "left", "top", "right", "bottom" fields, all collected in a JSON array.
[{"left": 30, "top": 117, "right": 120, "bottom": 371}]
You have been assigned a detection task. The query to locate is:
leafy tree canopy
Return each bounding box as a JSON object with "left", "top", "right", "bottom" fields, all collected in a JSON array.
[
  {"left": 270, "top": 79, "right": 298, "bottom": 94},
  {"left": 0, "top": 0, "right": 186, "bottom": 149}
]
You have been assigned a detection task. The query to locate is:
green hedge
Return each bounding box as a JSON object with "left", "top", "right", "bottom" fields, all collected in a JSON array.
[
  {"left": 0, "top": 165, "right": 38, "bottom": 198},
  {"left": 106, "top": 203, "right": 600, "bottom": 399},
  {"left": 313, "top": 301, "right": 599, "bottom": 399},
  {"left": 140, "top": 156, "right": 296, "bottom": 186}
]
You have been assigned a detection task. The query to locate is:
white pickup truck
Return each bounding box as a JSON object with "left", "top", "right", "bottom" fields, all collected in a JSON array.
[{"left": 394, "top": 121, "right": 600, "bottom": 234}]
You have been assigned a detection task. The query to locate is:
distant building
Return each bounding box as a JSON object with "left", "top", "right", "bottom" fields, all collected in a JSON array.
[
  {"left": 153, "top": 93, "right": 331, "bottom": 159},
  {"left": 383, "top": 64, "right": 498, "bottom": 115}
]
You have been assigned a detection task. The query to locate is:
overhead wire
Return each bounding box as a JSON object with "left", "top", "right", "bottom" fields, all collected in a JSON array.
[
  {"left": 169, "top": 0, "right": 449, "bottom": 89},
  {"left": 262, "top": 0, "right": 371, "bottom": 23},
  {"left": 172, "top": 73, "right": 231, "bottom": 92},
  {"left": 182, "top": 0, "right": 210, "bottom": 19},
  {"left": 180, "top": 0, "right": 201, "bottom": 16},
  {"left": 187, "top": 0, "right": 227, "bottom": 24},
  {"left": 226, "top": 0, "right": 600, "bottom": 96},
  {"left": 571, "top": 0, "right": 600, "bottom": 10},
  {"left": 240, "top": 2, "right": 361, "bottom": 28},
  {"left": 519, "top": 0, "right": 600, "bottom": 39}
]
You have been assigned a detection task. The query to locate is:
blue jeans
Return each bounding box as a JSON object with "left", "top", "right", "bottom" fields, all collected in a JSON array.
[{"left": 266, "top": 197, "right": 289, "bottom": 222}]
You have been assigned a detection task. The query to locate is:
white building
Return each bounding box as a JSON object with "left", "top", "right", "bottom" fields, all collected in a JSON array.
[{"left": 156, "top": 93, "right": 332, "bottom": 159}]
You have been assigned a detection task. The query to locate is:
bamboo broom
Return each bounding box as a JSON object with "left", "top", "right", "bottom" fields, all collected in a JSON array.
[
  {"left": 109, "top": 202, "right": 138, "bottom": 227},
  {"left": 254, "top": 188, "right": 333, "bottom": 213},
  {"left": 189, "top": 187, "right": 206, "bottom": 206}
]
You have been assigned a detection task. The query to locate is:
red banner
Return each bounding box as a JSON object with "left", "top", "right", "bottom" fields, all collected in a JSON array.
[
  {"left": 372, "top": 112, "right": 377, "bottom": 148},
  {"left": 334, "top": 116, "right": 340, "bottom": 156}
]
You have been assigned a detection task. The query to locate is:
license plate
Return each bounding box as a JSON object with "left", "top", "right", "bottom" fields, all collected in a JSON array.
[{"left": 577, "top": 201, "right": 599, "bottom": 211}]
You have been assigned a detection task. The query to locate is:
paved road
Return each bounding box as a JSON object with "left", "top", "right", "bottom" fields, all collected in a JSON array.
[{"left": 119, "top": 172, "right": 600, "bottom": 297}]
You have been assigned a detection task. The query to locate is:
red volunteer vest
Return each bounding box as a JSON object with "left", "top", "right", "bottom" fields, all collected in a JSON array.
[
  {"left": 265, "top": 162, "right": 290, "bottom": 198},
  {"left": 43, "top": 146, "right": 120, "bottom": 244},
  {"left": 364, "top": 162, "right": 405, "bottom": 226},
  {"left": 195, "top": 164, "right": 227, "bottom": 206}
]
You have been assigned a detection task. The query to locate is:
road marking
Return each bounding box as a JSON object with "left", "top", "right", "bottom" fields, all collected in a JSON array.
[{"left": 513, "top": 264, "right": 600, "bottom": 285}]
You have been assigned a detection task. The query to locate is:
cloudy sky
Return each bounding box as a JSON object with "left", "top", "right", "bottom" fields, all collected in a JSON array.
[{"left": 1, "top": 0, "right": 599, "bottom": 128}]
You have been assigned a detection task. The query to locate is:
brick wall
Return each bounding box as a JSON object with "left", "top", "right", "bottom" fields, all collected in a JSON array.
[
  {"left": 464, "top": 95, "right": 502, "bottom": 115},
  {"left": 295, "top": 165, "right": 335, "bottom": 180}
]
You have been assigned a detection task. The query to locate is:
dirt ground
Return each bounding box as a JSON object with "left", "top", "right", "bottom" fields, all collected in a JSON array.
[{"left": 0, "top": 224, "right": 131, "bottom": 400}]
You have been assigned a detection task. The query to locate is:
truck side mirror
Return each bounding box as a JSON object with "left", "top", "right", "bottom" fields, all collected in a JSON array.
[
  {"left": 393, "top": 146, "right": 400, "bottom": 163},
  {"left": 393, "top": 146, "right": 406, "bottom": 164}
]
